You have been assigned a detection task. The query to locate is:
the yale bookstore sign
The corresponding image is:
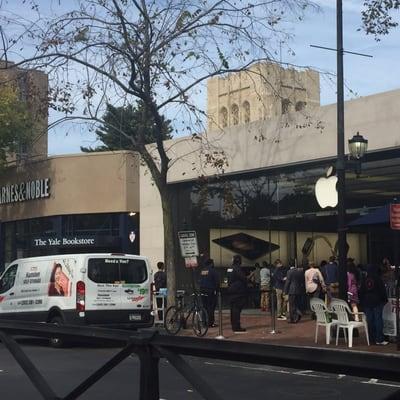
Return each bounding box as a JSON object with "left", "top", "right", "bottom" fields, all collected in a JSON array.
[
  {"left": 33, "top": 237, "right": 96, "bottom": 248},
  {"left": 0, "top": 178, "right": 50, "bottom": 205}
]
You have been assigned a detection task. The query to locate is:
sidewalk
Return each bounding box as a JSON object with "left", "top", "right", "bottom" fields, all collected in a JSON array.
[{"left": 175, "top": 309, "right": 399, "bottom": 354}]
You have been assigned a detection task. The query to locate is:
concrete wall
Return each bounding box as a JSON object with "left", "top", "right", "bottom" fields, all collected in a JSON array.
[
  {"left": 164, "top": 88, "right": 400, "bottom": 183},
  {"left": 0, "top": 151, "right": 140, "bottom": 222},
  {"left": 139, "top": 166, "right": 164, "bottom": 270}
]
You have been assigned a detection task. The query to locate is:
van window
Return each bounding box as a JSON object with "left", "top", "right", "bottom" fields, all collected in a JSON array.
[
  {"left": 0, "top": 265, "right": 18, "bottom": 294},
  {"left": 88, "top": 258, "right": 147, "bottom": 284}
]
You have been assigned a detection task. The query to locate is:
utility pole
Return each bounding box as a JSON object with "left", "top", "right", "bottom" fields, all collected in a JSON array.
[
  {"left": 336, "top": 0, "right": 347, "bottom": 300},
  {"left": 311, "top": 1, "right": 371, "bottom": 300}
]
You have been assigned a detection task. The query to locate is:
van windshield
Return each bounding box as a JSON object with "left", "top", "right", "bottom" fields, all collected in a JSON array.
[{"left": 88, "top": 258, "right": 147, "bottom": 284}]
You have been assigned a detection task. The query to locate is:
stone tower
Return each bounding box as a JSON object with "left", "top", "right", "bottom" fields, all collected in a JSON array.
[
  {"left": 207, "top": 62, "right": 320, "bottom": 131},
  {"left": 0, "top": 60, "right": 48, "bottom": 164}
]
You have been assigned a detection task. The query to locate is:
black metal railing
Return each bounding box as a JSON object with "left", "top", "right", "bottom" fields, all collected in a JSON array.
[{"left": 1, "top": 320, "right": 400, "bottom": 400}]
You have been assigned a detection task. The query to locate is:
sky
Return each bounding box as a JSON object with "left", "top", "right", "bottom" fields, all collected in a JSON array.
[{"left": 2, "top": 1, "right": 400, "bottom": 156}]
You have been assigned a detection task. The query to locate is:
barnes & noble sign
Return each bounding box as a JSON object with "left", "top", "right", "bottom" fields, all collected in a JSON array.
[{"left": 0, "top": 178, "right": 50, "bottom": 205}]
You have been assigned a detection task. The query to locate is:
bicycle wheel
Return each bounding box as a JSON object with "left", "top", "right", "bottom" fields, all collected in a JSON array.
[
  {"left": 192, "top": 307, "right": 209, "bottom": 337},
  {"left": 164, "top": 306, "right": 183, "bottom": 335}
]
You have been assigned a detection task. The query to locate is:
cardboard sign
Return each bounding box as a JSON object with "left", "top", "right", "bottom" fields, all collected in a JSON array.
[
  {"left": 390, "top": 204, "right": 400, "bottom": 230},
  {"left": 184, "top": 257, "right": 198, "bottom": 269}
]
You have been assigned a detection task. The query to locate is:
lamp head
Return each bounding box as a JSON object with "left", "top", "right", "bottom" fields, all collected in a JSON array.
[{"left": 348, "top": 132, "right": 368, "bottom": 160}]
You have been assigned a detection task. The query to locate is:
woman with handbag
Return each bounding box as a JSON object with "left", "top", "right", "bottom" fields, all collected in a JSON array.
[
  {"left": 347, "top": 258, "right": 360, "bottom": 322},
  {"left": 305, "top": 261, "right": 326, "bottom": 300}
]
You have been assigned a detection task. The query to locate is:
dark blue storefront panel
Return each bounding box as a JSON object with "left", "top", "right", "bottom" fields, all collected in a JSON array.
[
  {"left": 0, "top": 212, "right": 140, "bottom": 272},
  {"left": 119, "top": 213, "right": 139, "bottom": 255}
]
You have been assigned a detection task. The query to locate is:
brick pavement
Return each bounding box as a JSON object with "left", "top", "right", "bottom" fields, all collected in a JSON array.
[{"left": 176, "top": 309, "right": 399, "bottom": 354}]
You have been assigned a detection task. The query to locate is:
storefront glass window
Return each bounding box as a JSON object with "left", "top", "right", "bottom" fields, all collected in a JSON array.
[{"left": 63, "top": 213, "right": 119, "bottom": 235}]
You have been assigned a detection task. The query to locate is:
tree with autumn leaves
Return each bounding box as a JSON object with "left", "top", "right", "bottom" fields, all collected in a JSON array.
[{"left": 0, "top": 83, "right": 33, "bottom": 167}]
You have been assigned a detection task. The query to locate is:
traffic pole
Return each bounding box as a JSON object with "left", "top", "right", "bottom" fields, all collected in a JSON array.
[
  {"left": 216, "top": 290, "right": 225, "bottom": 340},
  {"left": 269, "top": 288, "right": 278, "bottom": 335}
]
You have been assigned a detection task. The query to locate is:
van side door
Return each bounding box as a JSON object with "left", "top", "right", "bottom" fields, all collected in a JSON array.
[
  {"left": 119, "top": 259, "right": 151, "bottom": 310},
  {"left": 0, "top": 264, "right": 19, "bottom": 314}
]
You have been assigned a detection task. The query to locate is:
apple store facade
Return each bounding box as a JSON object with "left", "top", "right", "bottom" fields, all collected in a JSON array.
[{"left": 169, "top": 146, "right": 400, "bottom": 287}]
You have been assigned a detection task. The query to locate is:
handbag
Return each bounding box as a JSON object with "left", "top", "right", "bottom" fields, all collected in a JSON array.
[
  {"left": 312, "top": 274, "right": 321, "bottom": 285},
  {"left": 325, "top": 311, "right": 332, "bottom": 323}
]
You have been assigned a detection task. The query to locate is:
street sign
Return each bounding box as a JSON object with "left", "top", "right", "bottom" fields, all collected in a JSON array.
[
  {"left": 178, "top": 230, "right": 199, "bottom": 257},
  {"left": 390, "top": 204, "right": 400, "bottom": 230}
]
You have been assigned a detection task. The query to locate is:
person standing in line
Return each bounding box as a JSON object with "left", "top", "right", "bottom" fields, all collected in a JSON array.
[
  {"left": 284, "top": 264, "right": 305, "bottom": 323},
  {"left": 359, "top": 263, "right": 389, "bottom": 345},
  {"left": 248, "top": 262, "right": 261, "bottom": 308},
  {"left": 347, "top": 258, "right": 360, "bottom": 322},
  {"left": 154, "top": 261, "right": 167, "bottom": 321},
  {"left": 323, "top": 256, "right": 339, "bottom": 304},
  {"left": 273, "top": 259, "right": 289, "bottom": 320},
  {"left": 305, "top": 261, "right": 325, "bottom": 300},
  {"left": 381, "top": 257, "right": 395, "bottom": 296},
  {"left": 227, "top": 255, "right": 248, "bottom": 333},
  {"left": 260, "top": 261, "right": 271, "bottom": 312},
  {"left": 199, "top": 258, "right": 220, "bottom": 327},
  {"left": 304, "top": 261, "right": 325, "bottom": 320}
]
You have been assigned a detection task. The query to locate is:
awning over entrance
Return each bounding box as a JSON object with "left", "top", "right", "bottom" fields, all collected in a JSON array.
[{"left": 348, "top": 204, "right": 390, "bottom": 226}]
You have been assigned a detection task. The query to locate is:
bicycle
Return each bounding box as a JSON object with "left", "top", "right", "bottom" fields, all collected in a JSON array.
[{"left": 164, "top": 290, "right": 209, "bottom": 337}]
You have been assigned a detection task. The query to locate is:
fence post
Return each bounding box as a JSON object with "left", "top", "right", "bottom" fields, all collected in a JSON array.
[
  {"left": 154, "top": 291, "right": 166, "bottom": 326},
  {"left": 138, "top": 346, "right": 160, "bottom": 400},
  {"left": 216, "top": 290, "right": 225, "bottom": 340}
]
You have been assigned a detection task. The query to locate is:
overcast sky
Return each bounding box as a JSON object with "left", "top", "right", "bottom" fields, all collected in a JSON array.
[{"left": 6, "top": 1, "right": 397, "bottom": 156}]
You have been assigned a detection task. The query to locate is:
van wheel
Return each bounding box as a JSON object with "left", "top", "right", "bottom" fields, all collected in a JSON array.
[{"left": 49, "top": 316, "right": 64, "bottom": 348}]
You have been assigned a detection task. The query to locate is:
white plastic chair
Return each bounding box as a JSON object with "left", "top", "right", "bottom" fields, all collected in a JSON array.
[
  {"left": 330, "top": 298, "right": 370, "bottom": 348},
  {"left": 309, "top": 298, "right": 338, "bottom": 345}
]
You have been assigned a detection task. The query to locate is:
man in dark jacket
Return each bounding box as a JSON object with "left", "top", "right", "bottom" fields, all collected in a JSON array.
[
  {"left": 284, "top": 265, "right": 305, "bottom": 323},
  {"left": 227, "top": 255, "right": 248, "bottom": 333},
  {"left": 199, "top": 258, "right": 220, "bottom": 327},
  {"left": 360, "top": 264, "right": 389, "bottom": 345}
]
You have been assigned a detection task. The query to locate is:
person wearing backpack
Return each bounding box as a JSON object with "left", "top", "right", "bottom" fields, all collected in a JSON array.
[
  {"left": 154, "top": 261, "right": 167, "bottom": 321},
  {"left": 360, "top": 263, "right": 389, "bottom": 345}
]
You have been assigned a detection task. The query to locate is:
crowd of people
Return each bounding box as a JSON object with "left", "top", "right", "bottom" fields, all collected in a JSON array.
[
  {"left": 225, "top": 254, "right": 395, "bottom": 344},
  {"left": 153, "top": 254, "right": 396, "bottom": 344}
]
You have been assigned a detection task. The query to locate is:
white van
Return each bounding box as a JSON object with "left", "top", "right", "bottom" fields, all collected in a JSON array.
[{"left": 0, "top": 253, "right": 154, "bottom": 341}]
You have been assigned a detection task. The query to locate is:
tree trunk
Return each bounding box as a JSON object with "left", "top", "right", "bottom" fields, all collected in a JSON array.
[{"left": 159, "top": 185, "right": 177, "bottom": 307}]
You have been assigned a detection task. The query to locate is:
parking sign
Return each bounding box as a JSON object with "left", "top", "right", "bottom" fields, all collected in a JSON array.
[{"left": 178, "top": 231, "right": 199, "bottom": 257}]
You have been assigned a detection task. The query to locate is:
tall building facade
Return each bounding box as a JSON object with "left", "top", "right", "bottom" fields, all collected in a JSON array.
[{"left": 207, "top": 62, "right": 320, "bottom": 131}]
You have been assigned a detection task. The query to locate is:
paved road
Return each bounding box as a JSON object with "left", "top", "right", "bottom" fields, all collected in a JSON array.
[{"left": 0, "top": 340, "right": 399, "bottom": 399}]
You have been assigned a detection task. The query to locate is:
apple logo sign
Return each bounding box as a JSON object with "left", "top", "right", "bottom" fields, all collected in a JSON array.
[{"left": 315, "top": 166, "right": 338, "bottom": 208}]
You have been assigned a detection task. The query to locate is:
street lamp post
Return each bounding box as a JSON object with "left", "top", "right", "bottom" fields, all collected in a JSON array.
[
  {"left": 336, "top": 0, "right": 348, "bottom": 300},
  {"left": 336, "top": 1, "right": 369, "bottom": 299}
]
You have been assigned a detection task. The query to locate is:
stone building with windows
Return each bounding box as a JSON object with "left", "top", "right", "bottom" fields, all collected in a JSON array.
[{"left": 207, "top": 62, "right": 320, "bottom": 130}]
